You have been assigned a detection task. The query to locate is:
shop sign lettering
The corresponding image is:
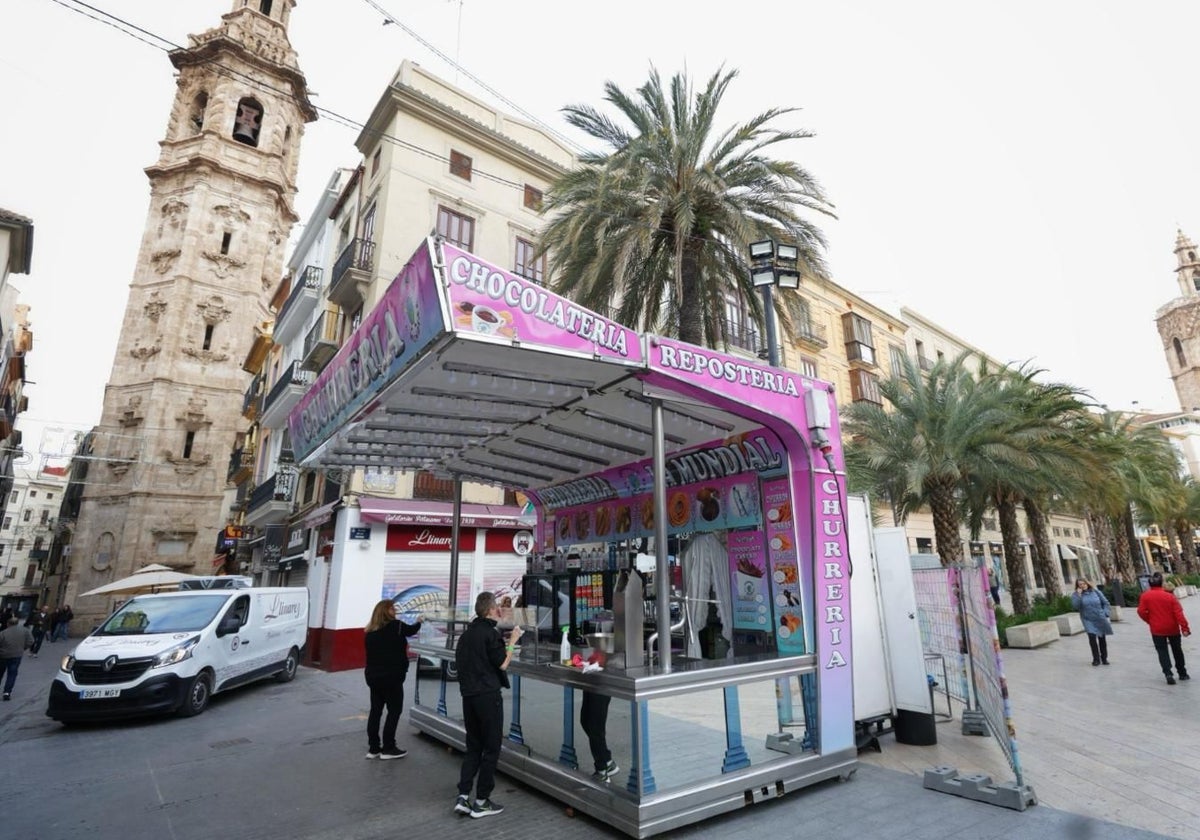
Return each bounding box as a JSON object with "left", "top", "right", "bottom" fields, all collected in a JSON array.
[
  {"left": 819, "top": 477, "right": 848, "bottom": 670},
  {"left": 447, "top": 254, "right": 632, "bottom": 357},
  {"left": 656, "top": 345, "right": 800, "bottom": 398}
]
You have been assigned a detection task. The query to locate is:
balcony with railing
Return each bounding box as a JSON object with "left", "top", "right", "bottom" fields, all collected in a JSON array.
[
  {"left": 242, "top": 372, "right": 264, "bottom": 420},
  {"left": 227, "top": 444, "right": 256, "bottom": 485},
  {"left": 274, "top": 265, "right": 323, "bottom": 345},
  {"left": 723, "top": 318, "right": 762, "bottom": 355},
  {"left": 918, "top": 356, "right": 934, "bottom": 371},
  {"left": 244, "top": 464, "right": 299, "bottom": 527},
  {"left": 328, "top": 238, "right": 375, "bottom": 310},
  {"left": 260, "top": 360, "right": 315, "bottom": 429},
  {"left": 301, "top": 306, "right": 341, "bottom": 372},
  {"left": 795, "top": 320, "right": 828, "bottom": 349}
]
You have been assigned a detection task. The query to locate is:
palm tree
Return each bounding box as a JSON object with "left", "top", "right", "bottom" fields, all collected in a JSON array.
[
  {"left": 1079, "top": 412, "right": 1181, "bottom": 582},
  {"left": 845, "top": 353, "right": 1014, "bottom": 571},
  {"left": 538, "top": 67, "right": 834, "bottom": 347},
  {"left": 964, "top": 365, "right": 1092, "bottom": 610}
]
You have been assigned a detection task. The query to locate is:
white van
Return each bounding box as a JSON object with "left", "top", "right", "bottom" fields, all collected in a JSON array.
[{"left": 47, "top": 587, "right": 308, "bottom": 723}]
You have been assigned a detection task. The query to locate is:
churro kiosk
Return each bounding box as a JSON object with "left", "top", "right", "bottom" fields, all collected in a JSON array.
[{"left": 288, "top": 238, "right": 856, "bottom": 837}]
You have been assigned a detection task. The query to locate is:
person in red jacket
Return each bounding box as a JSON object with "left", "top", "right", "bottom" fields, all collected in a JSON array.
[{"left": 1136, "top": 572, "right": 1191, "bottom": 684}]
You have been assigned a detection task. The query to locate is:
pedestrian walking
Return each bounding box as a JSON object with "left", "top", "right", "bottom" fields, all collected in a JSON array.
[
  {"left": 25, "top": 605, "right": 49, "bottom": 657},
  {"left": 453, "top": 591, "right": 522, "bottom": 819},
  {"left": 363, "top": 599, "right": 423, "bottom": 760},
  {"left": 0, "top": 615, "right": 35, "bottom": 700},
  {"left": 987, "top": 565, "right": 1002, "bottom": 606},
  {"left": 51, "top": 604, "right": 73, "bottom": 642},
  {"left": 1136, "top": 572, "right": 1191, "bottom": 684},
  {"left": 1070, "top": 578, "right": 1113, "bottom": 665}
]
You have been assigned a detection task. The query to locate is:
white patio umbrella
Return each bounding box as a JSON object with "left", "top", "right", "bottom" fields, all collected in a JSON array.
[{"left": 79, "top": 566, "right": 202, "bottom": 597}]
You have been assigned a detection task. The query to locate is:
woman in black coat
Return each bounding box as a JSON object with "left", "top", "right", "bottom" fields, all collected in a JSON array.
[{"left": 364, "top": 599, "right": 423, "bottom": 759}]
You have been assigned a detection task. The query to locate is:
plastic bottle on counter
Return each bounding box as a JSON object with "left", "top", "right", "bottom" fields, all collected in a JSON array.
[{"left": 560, "top": 625, "right": 571, "bottom": 665}]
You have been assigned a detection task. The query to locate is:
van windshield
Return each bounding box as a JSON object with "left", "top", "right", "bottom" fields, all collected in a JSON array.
[{"left": 96, "top": 595, "right": 229, "bottom": 635}]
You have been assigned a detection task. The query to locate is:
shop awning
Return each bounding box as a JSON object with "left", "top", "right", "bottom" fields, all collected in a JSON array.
[
  {"left": 1057, "top": 544, "right": 1078, "bottom": 560},
  {"left": 299, "top": 500, "right": 339, "bottom": 530},
  {"left": 1144, "top": 537, "right": 1169, "bottom": 549},
  {"left": 358, "top": 497, "right": 534, "bottom": 529}
]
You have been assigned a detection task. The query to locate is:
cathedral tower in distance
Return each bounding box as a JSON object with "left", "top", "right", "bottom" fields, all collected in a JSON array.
[
  {"left": 1155, "top": 230, "right": 1200, "bottom": 412},
  {"left": 66, "top": 0, "right": 315, "bottom": 622}
]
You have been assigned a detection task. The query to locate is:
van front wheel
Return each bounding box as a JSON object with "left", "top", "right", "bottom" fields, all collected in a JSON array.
[
  {"left": 178, "top": 672, "right": 212, "bottom": 717},
  {"left": 276, "top": 648, "right": 299, "bottom": 683}
]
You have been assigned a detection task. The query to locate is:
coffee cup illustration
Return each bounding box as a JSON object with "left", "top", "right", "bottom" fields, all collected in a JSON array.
[{"left": 471, "top": 304, "right": 502, "bottom": 334}]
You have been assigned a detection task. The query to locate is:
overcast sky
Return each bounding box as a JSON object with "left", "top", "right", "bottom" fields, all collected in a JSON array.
[{"left": 4, "top": 0, "right": 1197, "bottom": 461}]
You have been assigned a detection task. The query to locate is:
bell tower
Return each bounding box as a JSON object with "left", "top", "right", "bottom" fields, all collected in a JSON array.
[
  {"left": 1156, "top": 229, "right": 1200, "bottom": 412},
  {"left": 66, "top": 0, "right": 316, "bottom": 621}
]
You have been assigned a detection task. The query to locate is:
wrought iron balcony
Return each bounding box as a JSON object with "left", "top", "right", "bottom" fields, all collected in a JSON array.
[
  {"left": 301, "top": 307, "right": 341, "bottom": 372},
  {"left": 328, "top": 238, "right": 375, "bottom": 309},
  {"left": 795, "top": 320, "right": 828, "bottom": 349},
  {"left": 918, "top": 356, "right": 934, "bottom": 372},
  {"left": 227, "top": 444, "right": 256, "bottom": 485},
  {"left": 274, "top": 265, "right": 323, "bottom": 345},
  {"left": 723, "top": 318, "right": 762, "bottom": 354},
  {"left": 245, "top": 464, "right": 299, "bottom": 527},
  {"left": 242, "top": 372, "right": 264, "bottom": 420},
  {"left": 261, "top": 360, "right": 315, "bottom": 429}
]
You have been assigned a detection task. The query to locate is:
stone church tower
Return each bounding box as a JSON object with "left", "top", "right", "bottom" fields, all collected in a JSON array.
[
  {"left": 1156, "top": 230, "right": 1200, "bottom": 412},
  {"left": 66, "top": 0, "right": 315, "bottom": 623}
]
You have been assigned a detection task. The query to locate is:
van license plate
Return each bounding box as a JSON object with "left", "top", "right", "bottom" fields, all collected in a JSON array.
[{"left": 80, "top": 688, "right": 121, "bottom": 700}]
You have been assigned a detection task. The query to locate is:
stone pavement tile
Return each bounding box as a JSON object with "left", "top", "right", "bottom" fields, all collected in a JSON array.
[{"left": 861, "top": 594, "right": 1200, "bottom": 840}]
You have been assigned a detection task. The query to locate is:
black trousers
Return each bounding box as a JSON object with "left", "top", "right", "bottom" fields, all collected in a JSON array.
[
  {"left": 459, "top": 691, "right": 504, "bottom": 800},
  {"left": 1086, "top": 633, "right": 1108, "bottom": 664},
  {"left": 1152, "top": 634, "right": 1187, "bottom": 677},
  {"left": 580, "top": 691, "right": 612, "bottom": 772},
  {"left": 366, "top": 676, "right": 405, "bottom": 751}
]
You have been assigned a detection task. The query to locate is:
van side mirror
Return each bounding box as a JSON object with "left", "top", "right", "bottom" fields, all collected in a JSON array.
[{"left": 217, "top": 615, "right": 241, "bottom": 637}]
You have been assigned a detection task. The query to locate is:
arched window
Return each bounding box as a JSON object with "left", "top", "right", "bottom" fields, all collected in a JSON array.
[
  {"left": 1189, "top": 250, "right": 1195, "bottom": 261},
  {"left": 188, "top": 91, "right": 208, "bottom": 135},
  {"left": 95, "top": 532, "right": 115, "bottom": 571},
  {"left": 1175, "top": 337, "right": 1187, "bottom": 368},
  {"left": 233, "top": 97, "right": 264, "bottom": 147}
]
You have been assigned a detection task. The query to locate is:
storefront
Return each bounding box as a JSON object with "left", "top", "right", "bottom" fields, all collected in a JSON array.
[{"left": 287, "top": 237, "right": 855, "bottom": 836}]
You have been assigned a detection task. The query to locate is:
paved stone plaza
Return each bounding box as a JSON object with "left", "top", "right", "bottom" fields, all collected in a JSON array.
[{"left": 2, "top": 597, "right": 1195, "bottom": 839}]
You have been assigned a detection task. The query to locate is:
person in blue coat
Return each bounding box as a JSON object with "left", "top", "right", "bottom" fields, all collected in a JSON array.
[{"left": 1071, "top": 578, "right": 1113, "bottom": 666}]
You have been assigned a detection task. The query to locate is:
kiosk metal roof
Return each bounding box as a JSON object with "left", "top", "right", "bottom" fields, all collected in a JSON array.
[{"left": 288, "top": 238, "right": 835, "bottom": 495}]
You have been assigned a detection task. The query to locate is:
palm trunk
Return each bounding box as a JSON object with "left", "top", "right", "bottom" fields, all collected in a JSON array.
[
  {"left": 1111, "top": 514, "right": 1136, "bottom": 581},
  {"left": 998, "top": 496, "right": 1031, "bottom": 614},
  {"left": 1164, "top": 521, "right": 1183, "bottom": 573},
  {"left": 928, "top": 480, "right": 963, "bottom": 568},
  {"left": 1123, "top": 509, "right": 1147, "bottom": 575},
  {"left": 1086, "top": 509, "right": 1115, "bottom": 575},
  {"left": 1178, "top": 520, "right": 1198, "bottom": 575},
  {"left": 677, "top": 241, "right": 703, "bottom": 346},
  {"left": 1023, "top": 499, "right": 1062, "bottom": 599}
]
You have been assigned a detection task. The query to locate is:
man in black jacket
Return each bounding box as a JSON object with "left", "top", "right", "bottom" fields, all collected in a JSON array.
[{"left": 453, "top": 591, "right": 521, "bottom": 819}]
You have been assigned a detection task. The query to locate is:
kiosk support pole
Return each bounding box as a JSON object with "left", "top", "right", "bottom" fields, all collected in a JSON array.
[
  {"left": 652, "top": 400, "right": 671, "bottom": 674},
  {"left": 438, "top": 476, "right": 464, "bottom": 716}
]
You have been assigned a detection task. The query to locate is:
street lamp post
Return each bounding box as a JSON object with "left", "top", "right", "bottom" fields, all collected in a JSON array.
[{"left": 748, "top": 240, "right": 800, "bottom": 368}]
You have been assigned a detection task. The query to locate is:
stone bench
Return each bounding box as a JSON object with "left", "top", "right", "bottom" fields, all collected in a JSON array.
[
  {"left": 1050, "top": 613, "right": 1085, "bottom": 635},
  {"left": 1006, "top": 621, "right": 1060, "bottom": 648}
]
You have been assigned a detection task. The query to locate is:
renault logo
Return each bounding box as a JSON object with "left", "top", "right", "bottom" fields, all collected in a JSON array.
[{"left": 103, "top": 655, "right": 119, "bottom": 672}]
